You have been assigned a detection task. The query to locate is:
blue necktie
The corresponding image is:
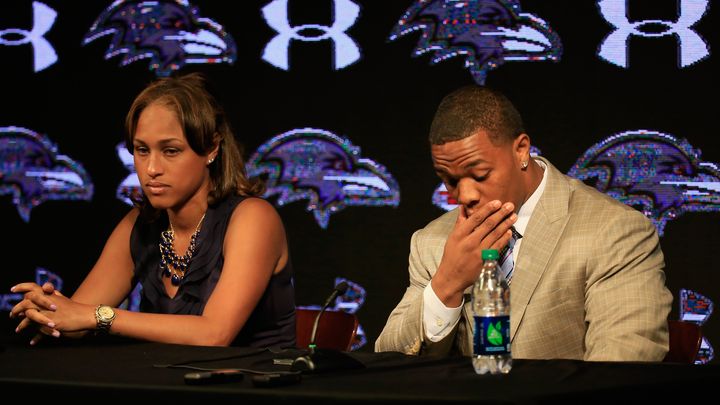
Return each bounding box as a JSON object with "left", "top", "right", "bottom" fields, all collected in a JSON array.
[{"left": 498, "top": 227, "right": 522, "bottom": 284}]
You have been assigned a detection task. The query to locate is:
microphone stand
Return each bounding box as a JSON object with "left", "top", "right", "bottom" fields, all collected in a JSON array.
[{"left": 291, "top": 283, "right": 365, "bottom": 373}]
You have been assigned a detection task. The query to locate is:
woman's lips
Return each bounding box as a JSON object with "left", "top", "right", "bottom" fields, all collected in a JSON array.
[{"left": 146, "top": 182, "right": 169, "bottom": 195}]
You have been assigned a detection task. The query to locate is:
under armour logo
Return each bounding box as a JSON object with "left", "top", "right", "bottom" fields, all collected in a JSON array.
[
  {"left": 597, "top": 0, "right": 710, "bottom": 68},
  {"left": 0, "top": 1, "right": 57, "bottom": 72},
  {"left": 262, "top": 0, "right": 361, "bottom": 70}
]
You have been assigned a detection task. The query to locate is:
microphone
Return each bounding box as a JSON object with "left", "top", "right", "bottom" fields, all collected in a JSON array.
[
  {"left": 308, "top": 281, "right": 348, "bottom": 350},
  {"left": 291, "top": 282, "right": 364, "bottom": 373}
]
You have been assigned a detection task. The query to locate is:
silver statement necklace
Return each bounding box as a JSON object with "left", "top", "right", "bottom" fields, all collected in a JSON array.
[{"left": 159, "top": 213, "right": 206, "bottom": 286}]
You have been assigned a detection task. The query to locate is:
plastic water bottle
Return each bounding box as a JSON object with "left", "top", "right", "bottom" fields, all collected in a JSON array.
[{"left": 472, "top": 249, "right": 512, "bottom": 374}]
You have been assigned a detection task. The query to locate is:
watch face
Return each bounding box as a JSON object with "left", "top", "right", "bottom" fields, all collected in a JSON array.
[{"left": 99, "top": 306, "right": 114, "bottom": 319}]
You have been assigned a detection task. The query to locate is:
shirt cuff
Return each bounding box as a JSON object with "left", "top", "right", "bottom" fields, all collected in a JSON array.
[{"left": 423, "top": 281, "right": 463, "bottom": 342}]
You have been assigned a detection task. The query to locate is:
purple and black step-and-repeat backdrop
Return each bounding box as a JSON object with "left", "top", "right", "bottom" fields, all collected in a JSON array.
[{"left": 0, "top": 1, "right": 717, "bottom": 361}]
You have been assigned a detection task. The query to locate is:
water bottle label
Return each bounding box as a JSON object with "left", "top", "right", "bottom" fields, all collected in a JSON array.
[{"left": 473, "top": 315, "right": 510, "bottom": 355}]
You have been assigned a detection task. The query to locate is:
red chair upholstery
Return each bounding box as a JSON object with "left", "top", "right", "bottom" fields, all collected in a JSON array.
[
  {"left": 295, "top": 308, "right": 359, "bottom": 351},
  {"left": 664, "top": 320, "right": 702, "bottom": 364}
]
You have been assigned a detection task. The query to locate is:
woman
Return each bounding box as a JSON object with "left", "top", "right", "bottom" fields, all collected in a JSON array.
[{"left": 10, "top": 73, "right": 295, "bottom": 348}]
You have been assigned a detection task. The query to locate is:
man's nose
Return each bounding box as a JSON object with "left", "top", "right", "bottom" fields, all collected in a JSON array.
[{"left": 456, "top": 178, "right": 481, "bottom": 210}]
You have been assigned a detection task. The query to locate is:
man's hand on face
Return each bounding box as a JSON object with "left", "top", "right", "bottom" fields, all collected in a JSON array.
[{"left": 432, "top": 200, "right": 517, "bottom": 307}]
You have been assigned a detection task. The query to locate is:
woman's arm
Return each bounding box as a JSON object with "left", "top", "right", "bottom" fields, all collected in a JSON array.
[
  {"left": 70, "top": 209, "right": 139, "bottom": 306},
  {"left": 10, "top": 209, "right": 139, "bottom": 339}
]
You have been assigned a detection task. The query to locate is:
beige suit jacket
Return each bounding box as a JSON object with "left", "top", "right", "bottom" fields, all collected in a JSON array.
[{"left": 376, "top": 157, "right": 672, "bottom": 361}]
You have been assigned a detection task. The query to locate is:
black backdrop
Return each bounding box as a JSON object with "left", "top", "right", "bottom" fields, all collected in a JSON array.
[{"left": 1, "top": 0, "right": 718, "bottom": 360}]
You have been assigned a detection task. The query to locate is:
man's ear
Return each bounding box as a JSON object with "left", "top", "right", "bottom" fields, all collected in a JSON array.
[{"left": 514, "top": 133, "right": 531, "bottom": 166}]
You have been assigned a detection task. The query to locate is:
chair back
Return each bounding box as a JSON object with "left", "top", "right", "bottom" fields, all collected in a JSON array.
[
  {"left": 295, "top": 308, "right": 359, "bottom": 351},
  {"left": 664, "top": 320, "right": 702, "bottom": 364}
]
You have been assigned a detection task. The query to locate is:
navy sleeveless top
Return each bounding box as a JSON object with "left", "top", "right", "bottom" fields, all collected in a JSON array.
[{"left": 130, "top": 195, "right": 296, "bottom": 348}]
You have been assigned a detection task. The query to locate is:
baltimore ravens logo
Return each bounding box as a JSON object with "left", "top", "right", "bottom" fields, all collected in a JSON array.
[
  {"left": 389, "top": 0, "right": 562, "bottom": 84},
  {"left": 569, "top": 130, "right": 720, "bottom": 236},
  {"left": 115, "top": 142, "right": 141, "bottom": 205},
  {"left": 83, "top": 0, "right": 237, "bottom": 76},
  {"left": 247, "top": 128, "right": 400, "bottom": 229},
  {"left": 0, "top": 126, "right": 93, "bottom": 222},
  {"left": 680, "top": 289, "right": 714, "bottom": 364}
]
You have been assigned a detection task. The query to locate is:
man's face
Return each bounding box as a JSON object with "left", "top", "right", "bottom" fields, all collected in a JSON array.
[{"left": 431, "top": 130, "right": 526, "bottom": 216}]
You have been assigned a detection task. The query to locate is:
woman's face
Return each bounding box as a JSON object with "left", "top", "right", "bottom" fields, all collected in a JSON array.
[{"left": 132, "top": 102, "right": 210, "bottom": 210}]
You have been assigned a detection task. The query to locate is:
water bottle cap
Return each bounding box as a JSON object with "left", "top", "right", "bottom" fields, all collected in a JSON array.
[{"left": 481, "top": 249, "right": 499, "bottom": 260}]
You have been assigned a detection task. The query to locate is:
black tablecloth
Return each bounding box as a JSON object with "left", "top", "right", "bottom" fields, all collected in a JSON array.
[{"left": 1, "top": 337, "right": 718, "bottom": 403}]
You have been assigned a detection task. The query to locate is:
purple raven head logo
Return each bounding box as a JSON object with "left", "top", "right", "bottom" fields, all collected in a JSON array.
[
  {"left": 568, "top": 130, "right": 720, "bottom": 236},
  {"left": 115, "top": 142, "right": 142, "bottom": 205},
  {"left": 680, "top": 289, "right": 713, "bottom": 326},
  {"left": 389, "top": 0, "right": 562, "bottom": 84},
  {"left": 247, "top": 128, "right": 400, "bottom": 229},
  {"left": 679, "top": 289, "right": 714, "bottom": 364},
  {"left": 83, "top": 0, "right": 237, "bottom": 76},
  {"left": 0, "top": 126, "right": 93, "bottom": 222}
]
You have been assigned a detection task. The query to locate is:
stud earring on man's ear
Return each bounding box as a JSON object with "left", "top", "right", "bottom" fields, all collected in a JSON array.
[{"left": 521, "top": 161, "right": 528, "bottom": 169}]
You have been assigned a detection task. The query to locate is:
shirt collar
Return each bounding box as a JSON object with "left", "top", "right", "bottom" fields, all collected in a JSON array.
[{"left": 513, "top": 158, "right": 547, "bottom": 237}]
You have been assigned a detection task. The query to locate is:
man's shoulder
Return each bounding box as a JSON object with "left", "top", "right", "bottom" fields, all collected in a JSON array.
[
  {"left": 567, "top": 176, "right": 620, "bottom": 207},
  {"left": 565, "top": 175, "right": 653, "bottom": 225}
]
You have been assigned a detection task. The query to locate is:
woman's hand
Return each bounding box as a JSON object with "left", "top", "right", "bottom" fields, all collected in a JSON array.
[
  {"left": 10, "top": 282, "right": 60, "bottom": 341},
  {"left": 10, "top": 282, "right": 95, "bottom": 344}
]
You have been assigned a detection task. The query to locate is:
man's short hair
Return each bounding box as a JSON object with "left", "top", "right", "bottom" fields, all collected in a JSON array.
[{"left": 428, "top": 85, "right": 525, "bottom": 145}]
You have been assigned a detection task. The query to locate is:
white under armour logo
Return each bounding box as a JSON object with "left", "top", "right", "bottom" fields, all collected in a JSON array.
[
  {"left": 262, "top": 0, "right": 361, "bottom": 70},
  {"left": 598, "top": 0, "right": 710, "bottom": 68},
  {"left": 0, "top": 1, "right": 57, "bottom": 72}
]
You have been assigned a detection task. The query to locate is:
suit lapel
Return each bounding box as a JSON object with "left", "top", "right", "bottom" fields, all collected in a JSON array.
[{"left": 510, "top": 157, "right": 571, "bottom": 341}]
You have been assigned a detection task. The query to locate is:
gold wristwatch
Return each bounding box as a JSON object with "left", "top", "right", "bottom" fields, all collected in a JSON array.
[{"left": 95, "top": 305, "right": 116, "bottom": 332}]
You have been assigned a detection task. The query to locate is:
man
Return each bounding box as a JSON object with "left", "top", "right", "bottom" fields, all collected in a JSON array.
[{"left": 376, "top": 85, "right": 672, "bottom": 361}]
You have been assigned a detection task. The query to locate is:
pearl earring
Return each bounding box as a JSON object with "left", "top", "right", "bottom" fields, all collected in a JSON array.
[
  {"left": 207, "top": 157, "right": 214, "bottom": 165},
  {"left": 521, "top": 161, "right": 528, "bottom": 169}
]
